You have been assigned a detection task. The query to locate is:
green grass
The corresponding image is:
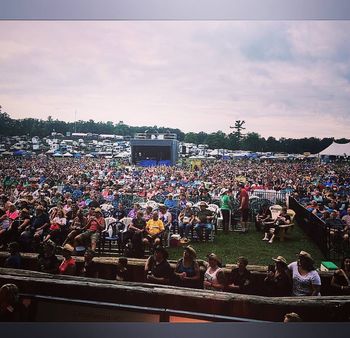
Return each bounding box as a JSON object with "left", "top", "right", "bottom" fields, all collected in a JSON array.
[{"left": 167, "top": 224, "right": 326, "bottom": 267}]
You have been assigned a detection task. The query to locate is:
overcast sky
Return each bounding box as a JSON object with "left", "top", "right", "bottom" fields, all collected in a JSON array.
[{"left": 0, "top": 21, "right": 349, "bottom": 139}]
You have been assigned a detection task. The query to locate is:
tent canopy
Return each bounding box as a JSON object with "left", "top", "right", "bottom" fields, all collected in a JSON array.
[{"left": 319, "top": 142, "right": 350, "bottom": 156}]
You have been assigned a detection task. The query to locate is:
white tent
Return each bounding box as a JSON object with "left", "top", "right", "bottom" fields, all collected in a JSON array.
[
  {"left": 63, "top": 152, "right": 73, "bottom": 157},
  {"left": 319, "top": 141, "right": 350, "bottom": 156},
  {"left": 209, "top": 149, "right": 220, "bottom": 156},
  {"left": 115, "top": 152, "right": 130, "bottom": 158}
]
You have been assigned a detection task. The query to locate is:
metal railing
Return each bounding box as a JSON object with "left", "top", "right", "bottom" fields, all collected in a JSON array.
[
  {"left": 289, "top": 197, "right": 329, "bottom": 258},
  {"left": 19, "top": 293, "right": 269, "bottom": 323}
]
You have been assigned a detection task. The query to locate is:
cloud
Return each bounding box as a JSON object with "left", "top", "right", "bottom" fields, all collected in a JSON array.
[{"left": 0, "top": 21, "right": 350, "bottom": 139}]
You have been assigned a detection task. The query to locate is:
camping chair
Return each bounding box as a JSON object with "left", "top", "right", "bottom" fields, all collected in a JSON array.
[
  {"left": 208, "top": 203, "right": 223, "bottom": 234},
  {"left": 190, "top": 203, "right": 215, "bottom": 242},
  {"left": 285, "top": 209, "right": 296, "bottom": 231},
  {"left": 100, "top": 220, "right": 125, "bottom": 254},
  {"left": 145, "top": 200, "right": 159, "bottom": 210}
]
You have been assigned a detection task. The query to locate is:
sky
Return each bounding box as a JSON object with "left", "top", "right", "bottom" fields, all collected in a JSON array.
[{"left": 0, "top": 21, "right": 350, "bottom": 139}]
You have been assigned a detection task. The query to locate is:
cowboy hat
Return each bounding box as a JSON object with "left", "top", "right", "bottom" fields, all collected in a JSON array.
[{"left": 184, "top": 245, "right": 197, "bottom": 258}]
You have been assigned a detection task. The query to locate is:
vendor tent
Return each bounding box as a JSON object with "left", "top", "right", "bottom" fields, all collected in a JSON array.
[
  {"left": 319, "top": 142, "right": 350, "bottom": 156},
  {"left": 63, "top": 152, "right": 73, "bottom": 157}
]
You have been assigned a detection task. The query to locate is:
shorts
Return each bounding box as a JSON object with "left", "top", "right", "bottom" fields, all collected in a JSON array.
[
  {"left": 241, "top": 208, "right": 249, "bottom": 222},
  {"left": 80, "top": 230, "right": 100, "bottom": 244}
]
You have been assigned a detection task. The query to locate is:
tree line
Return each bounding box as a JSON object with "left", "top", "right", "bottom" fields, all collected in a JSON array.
[{"left": 0, "top": 106, "right": 347, "bottom": 154}]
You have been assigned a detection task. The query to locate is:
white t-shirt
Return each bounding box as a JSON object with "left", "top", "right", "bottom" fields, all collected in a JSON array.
[
  {"left": 53, "top": 216, "right": 67, "bottom": 226},
  {"left": 288, "top": 261, "right": 321, "bottom": 296},
  {"left": 204, "top": 267, "right": 222, "bottom": 290}
]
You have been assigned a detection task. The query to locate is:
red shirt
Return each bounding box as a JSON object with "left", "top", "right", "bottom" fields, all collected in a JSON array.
[
  {"left": 239, "top": 188, "right": 249, "bottom": 209},
  {"left": 6, "top": 210, "right": 19, "bottom": 220},
  {"left": 88, "top": 216, "right": 105, "bottom": 232},
  {"left": 59, "top": 257, "right": 76, "bottom": 275}
]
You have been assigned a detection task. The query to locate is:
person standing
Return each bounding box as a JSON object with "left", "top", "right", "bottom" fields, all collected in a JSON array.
[
  {"left": 264, "top": 256, "right": 292, "bottom": 297},
  {"left": 227, "top": 256, "right": 252, "bottom": 294},
  {"left": 220, "top": 188, "right": 231, "bottom": 233},
  {"left": 58, "top": 244, "right": 76, "bottom": 276},
  {"left": 238, "top": 183, "right": 249, "bottom": 233},
  {"left": 174, "top": 246, "right": 200, "bottom": 288},
  {"left": 288, "top": 251, "right": 321, "bottom": 296},
  {"left": 144, "top": 246, "right": 172, "bottom": 285},
  {"left": 330, "top": 256, "right": 350, "bottom": 294}
]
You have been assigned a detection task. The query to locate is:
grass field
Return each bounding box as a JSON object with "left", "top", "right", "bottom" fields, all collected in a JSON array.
[{"left": 167, "top": 223, "right": 326, "bottom": 267}]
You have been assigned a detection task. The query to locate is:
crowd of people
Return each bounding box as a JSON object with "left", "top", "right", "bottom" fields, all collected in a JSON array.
[
  {"left": 1, "top": 157, "right": 350, "bottom": 277},
  {"left": 2, "top": 244, "right": 350, "bottom": 321},
  {"left": 3, "top": 239, "right": 350, "bottom": 298},
  {"left": 0, "top": 156, "right": 349, "bottom": 256}
]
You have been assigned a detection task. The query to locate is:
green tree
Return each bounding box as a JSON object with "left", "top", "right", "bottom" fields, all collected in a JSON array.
[
  {"left": 241, "top": 132, "right": 263, "bottom": 152},
  {"left": 184, "top": 132, "right": 198, "bottom": 144},
  {"left": 206, "top": 131, "right": 227, "bottom": 149}
]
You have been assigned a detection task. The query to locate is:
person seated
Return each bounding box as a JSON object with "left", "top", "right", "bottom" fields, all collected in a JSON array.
[
  {"left": 173, "top": 245, "right": 200, "bottom": 288},
  {"left": 227, "top": 256, "right": 252, "bottom": 294},
  {"left": 262, "top": 207, "right": 290, "bottom": 244},
  {"left": 341, "top": 207, "right": 350, "bottom": 242},
  {"left": 144, "top": 246, "right": 172, "bottom": 285},
  {"left": 0, "top": 208, "right": 31, "bottom": 249},
  {"left": 164, "top": 193, "right": 177, "bottom": 209},
  {"left": 0, "top": 284, "right": 21, "bottom": 322},
  {"left": 264, "top": 256, "right": 292, "bottom": 297},
  {"left": 4, "top": 242, "right": 22, "bottom": 269},
  {"left": 124, "top": 210, "right": 146, "bottom": 258},
  {"left": 37, "top": 240, "right": 59, "bottom": 274},
  {"left": 178, "top": 203, "right": 195, "bottom": 242},
  {"left": 116, "top": 257, "right": 131, "bottom": 281},
  {"left": 143, "top": 211, "right": 165, "bottom": 249},
  {"left": 199, "top": 189, "right": 212, "bottom": 204},
  {"left": 143, "top": 206, "right": 153, "bottom": 222},
  {"left": 158, "top": 205, "right": 173, "bottom": 231},
  {"left": 255, "top": 204, "right": 272, "bottom": 231},
  {"left": 312, "top": 191, "right": 323, "bottom": 204},
  {"left": 58, "top": 244, "right": 76, "bottom": 276},
  {"left": 112, "top": 202, "right": 126, "bottom": 221},
  {"left": 44, "top": 208, "right": 67, "bottom": 243},
  {"left": 314, "top": 204, "right": 326, "bottom": 218},
  {"left": 306, "top": 200, "right": 318, "bottom": 213},
  {"left": 0, "top": 203, "right": 19, "bottom": 228},
  {"left": 62, "top": 209, "right": 87, "bottom": 246},
  {"left": 0, "top": 204, "right": 19, "bottom": 248},
  {"left": 74, "top": 207, "right": 105, "bottom": 251},
  {"left": 203, "top": 253, "right": 225, "bottom": 291},
  {"left": 127, "top": 203, "right": 141, "bottom": 219},
  {"left": 31, "top": 205, "right": 50, "bottom": 244},
  {"left": 194, "top": 201, "right": 214, "bottom": 242},
  {"left": 330, "top": 256, "right": 350, "bottom": 294},
  {"left": 326, "top": 211, "right": 345, "bottom": 240},
  {"left": 178, "top": 193, "right": 188, "bottom": 210},
  {"left": 338, "top": 195, "right": 349, "bottom": 218},
  {"left": 80, "top": 249, "right": 98, "bottom": 278}
]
